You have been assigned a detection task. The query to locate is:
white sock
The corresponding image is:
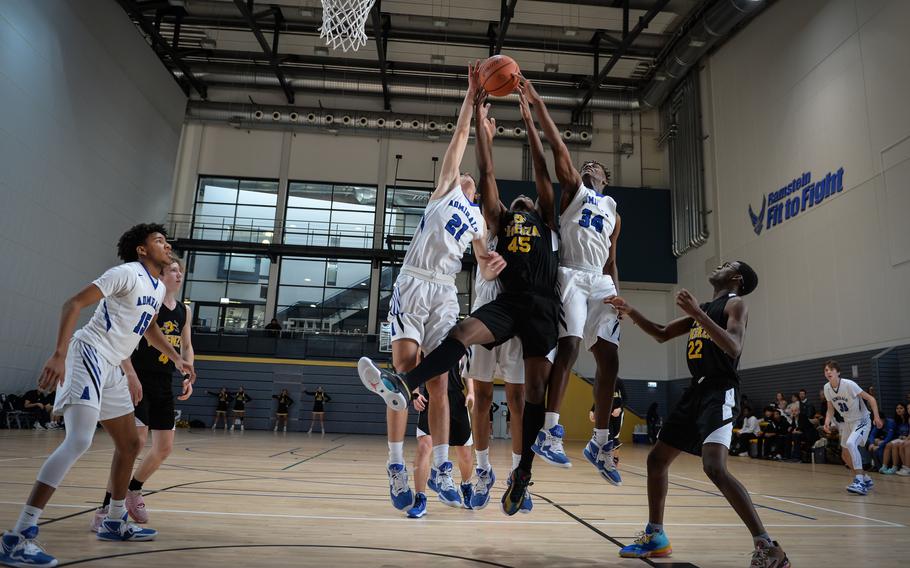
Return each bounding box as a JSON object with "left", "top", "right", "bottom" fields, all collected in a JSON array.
[
  {"left": 476, "top": 448, "right": 491, "bottom": 470},
  {"left": 14, "top": 505, "right": 42, "bottom": 533},
  {"left": 108, "top": 498, "right": 126, "bottom": 520},
  {"left": 432, "top": 444, "right": 449, "bottom": 467},
  {"left": 512, "top": 452, "right": 521, "bottom": 471},
  {"left": 388, "top": 441, "right": 404, "bottom": 465},
  {"left": 544, "top": 412, "right": 559, "bottom": 430},
  {"left": 594, "top": 428, "right": 610, "bottom": 446}
]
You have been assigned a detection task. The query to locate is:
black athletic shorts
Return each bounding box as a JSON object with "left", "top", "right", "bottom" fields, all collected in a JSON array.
[
  {"left": 417, "top": 390, "right": 473, "bottom": 446},
  {"left": 470, "top": 290, "right": 559, "bottom": 358},
  {"left": 313, "top": 402, "right": 325, "bottom": 413},
  {"left": 658, "top": 378, "right": 740, "bottom": 456},
  {"left": 133, "top": 372, "right": 176, "bottom": 430}
]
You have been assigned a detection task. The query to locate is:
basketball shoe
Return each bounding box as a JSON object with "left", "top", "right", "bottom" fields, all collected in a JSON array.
[
  {"left": 427, "top": 462, "right": 461, "bottom": 507},
  {"left": 406, "top": 492, "right": 427, "bottom": 518},
  {"left": 0, "top": 526, "right": 57, "bottom": 567},
  {"left": 619, "top": 526, "right": 672, "bottom": 558},
  {"left": 531, "top": 425, "right": 572, "bottom": 468},
  {"left": 584, "top": 437, "right": 622, "bottom": 485},
  {"left": 387, "top": 463, "right": 415, "bottom": 510},
  {"left": 357, "top": 358, "right": 409, "bottom": 411},
  {"left": 750, "top": 540, "right": 790, "bottom": 567},
  {"left": 470, "top": 466, "right": 496, "bottom": 509},
  {"left": 96, "top": 515, "right": 157, "bottom": 541}
]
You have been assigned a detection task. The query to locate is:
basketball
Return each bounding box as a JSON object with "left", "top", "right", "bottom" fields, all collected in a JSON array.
[{"left": 479, "top": 55, "right": 520, "bottom": 97}]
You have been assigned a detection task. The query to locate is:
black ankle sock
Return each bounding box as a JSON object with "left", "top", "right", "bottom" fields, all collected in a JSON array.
[
  {"left": 102, "top": 491, "right": 112, "bottom": 508},
  {"left": 128, "top": 478, "right": 144, "bottom": 492},
  {"left": 519, "top": 401, "right": 546, "bottom": 472},
  {"left": 404, "top": 337, "right": 468, "bottom": 391}
]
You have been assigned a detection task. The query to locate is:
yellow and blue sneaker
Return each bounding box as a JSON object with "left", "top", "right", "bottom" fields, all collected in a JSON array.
[
  {"left": 619, "top": 526, "right": 672, "bottom": 558},
  {"left": 501, "top": 468, "right": 532, "bottom": 516}
]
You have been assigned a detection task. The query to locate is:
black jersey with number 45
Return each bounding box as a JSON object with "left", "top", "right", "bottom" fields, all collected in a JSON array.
[
  {"left": 494, "top": 209, "right": 558, "bottom": 296},
  {"left": 685, "top": 293, "right": 740, "bottom": 388}
]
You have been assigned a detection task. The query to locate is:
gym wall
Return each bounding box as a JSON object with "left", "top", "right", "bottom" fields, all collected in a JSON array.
[
  {"left": 672, "top": 0, "right": 910, "bottom": 377},
  {"left": 0, "top": 0, "right": 186, "bottom": 392}
]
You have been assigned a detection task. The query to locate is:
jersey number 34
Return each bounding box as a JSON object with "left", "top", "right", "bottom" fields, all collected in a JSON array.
[{"left": 579, "top": 208, "right": 605, "bottom": 233}]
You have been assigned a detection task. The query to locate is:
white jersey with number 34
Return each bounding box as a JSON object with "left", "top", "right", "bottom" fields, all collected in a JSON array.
[
  {"left": 402, "top": 185, "right": 486, "bottom": 276},
  {"left": 73, "top": 262, "right": 166, "bottom": 366},
  {"left": 824, "top": 378, "right": 869, "bottom": 423},
  {"left": 559, "top": 183, "right": 617, "bottom": 272}
]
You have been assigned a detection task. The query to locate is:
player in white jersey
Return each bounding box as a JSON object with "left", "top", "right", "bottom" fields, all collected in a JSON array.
[
  {"left": 518, "top": 77, "right": 623, "bottom": 483},
  {"left": 362, "top": 62, "right": 503, "bottom": 511},
  {"left": 1, "top": 224, "right": 196, "bottom": 568},
  {"left": 822, "top": 360, "right": 882, "bottom": 495}
]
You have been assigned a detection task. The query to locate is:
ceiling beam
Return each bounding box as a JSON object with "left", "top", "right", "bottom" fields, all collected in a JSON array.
[
  {"left": 117, "top": 0, "right": 207, "bottom": 98},
  {"left": 493, "top": 0, "right": 519, "bottom": 55},
  {"left": 574, "top": 0, "right": 669, "bottom": 119},
  {"left": 369, "top": 4, "right": 391, "bottom": 110},
  {"left": 176, "top": 16, "right": 662, "bottom": 59},
  {"left": 232, "top": 0, "right": 294, "bottom": 104}
]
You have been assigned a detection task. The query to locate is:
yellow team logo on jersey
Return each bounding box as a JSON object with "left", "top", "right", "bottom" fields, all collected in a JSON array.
[
  {"left": 687, "top": 324, "right": 710, "bottom": 360},
  {"left": 156, "top": 320, "right": 182, "bottom": 364},
  {"left": 505, "top": 214, "right": 540, "bottom": 253}
]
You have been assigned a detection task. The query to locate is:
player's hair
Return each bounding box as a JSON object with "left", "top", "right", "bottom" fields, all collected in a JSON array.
[
  {"left": 824, "top": 360, "right": 840, "bottom": 372},
  {"left": 734, "top": 260, "right": 758, "bottom": 295},
  {"left": 169, "top": 254, "right": 185, "bottom": 272},
  {"left": 117, "top": 223, "right": 168, "bottom": 262},
  {"left": 581, "top": 160, "right": 611, "bottom": 184}
]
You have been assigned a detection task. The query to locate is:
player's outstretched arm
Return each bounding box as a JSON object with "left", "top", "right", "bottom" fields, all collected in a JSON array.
[
  {"left": 517, "top": 74, "right": 583, "bottom": 209},
  {"left": 676, "top": 291, "right": 748, "bottom": 359},
  {"left": 474, "top": 93, "right": 505, "bottom": 233},
  {"left": 38, "top": 283, "right": 105, "bottom": 391},
  {"left": 518, "top": 86, "right": 556, "bottom": 229},
  {"left": 432, "top": 62, "right": 482, "bottom": 201},
  {"left": 605, "top": 295, "right": 693, "bottom": 343}
]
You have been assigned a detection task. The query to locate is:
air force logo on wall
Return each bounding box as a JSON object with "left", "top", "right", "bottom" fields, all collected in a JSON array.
[
  {"left": 747, "top": 167, "right": 844, "bottom": 235},
  {"left": 748, "top": 195, "right": 765, "bottom": 235}
]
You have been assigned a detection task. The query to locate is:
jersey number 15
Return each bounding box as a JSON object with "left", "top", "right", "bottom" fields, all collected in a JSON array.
[{"left": 133, "top": 312, "right": 153, "bottom": 335}]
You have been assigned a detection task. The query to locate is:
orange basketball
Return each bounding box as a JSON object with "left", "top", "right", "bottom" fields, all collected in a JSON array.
[{"left": 479, "top": 55, "right": 520, "bottom": 97}]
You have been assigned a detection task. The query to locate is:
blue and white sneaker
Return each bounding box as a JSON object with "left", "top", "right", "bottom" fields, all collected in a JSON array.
[
  {"left": 862, "top": 476, "right": 874, "bottom": 490},
  {"left": 584, "top": 437, "right": 622, "bottom": 486},
  {"left": 619, "top": 527, "right": 672, "bottom": 558},
  {"left": 406, "top": 492, "right": 427, "bottom": 518},
  {"left": 428, "top": 462, "right": 462, "bottom": 507},
  {"left": 357, "top": 357, "right": 409, "bottom": 411},
  {"left": 531, "top": 425, "right": 572, "bottom": 468},
  {"left": 96, "top": 514, "right": 157, "bottom": 541},
  {"left": 847, "top": 478, "right": 868, "bottom": 495},
  {"left": 0, "top": 526, "right": 57, "bottom": 567},
  {"left": 387, "top": 463, "right": 415, "bottom": 510},
  {"left": 470, "top": 466, "right": 496, "bottom": 510},
  {"left": 460, "top": 482, "right": 474, "bottom": 510},
  {"left": 506, "top": 474, "right": 534, "bottom": 514}
]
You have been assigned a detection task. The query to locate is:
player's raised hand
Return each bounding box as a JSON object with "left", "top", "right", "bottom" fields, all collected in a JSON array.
[
  {"left": 514, "top": 73, "right": 541, "bottom": 104},
  {"left": 177, "top": 378, "right": 194, "bottom": 401},
  {"left": 467, "top": 60, "right": 483, "bottom": 98},
  {"left": 38, "top": 352, "right": 66, "bottom": 391},
  {"left": 516, "top": 85, "right": 533, "bottom": 123},
  {"left": 477, "top": 106, "right": 496, "bottom": 140},
  {"left": 675, "top": 289, "right": 701, "bottom": 317}
]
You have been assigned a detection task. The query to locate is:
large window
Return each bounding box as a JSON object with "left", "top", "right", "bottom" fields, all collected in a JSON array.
[
  {"left": 183, "top": 252, "right": 271, "bottom": 331},
  {"left": 383, "top": 186, "right": 432, "bottom": 245},
  {"left": 285, "top": 182, "right": 377, "bottom": 248},
  {"left": 192, "top": 177, "right": 279, "bottom": 243},
  {"left": 277, "top": 257, "right": 371, "bottom": 333}
]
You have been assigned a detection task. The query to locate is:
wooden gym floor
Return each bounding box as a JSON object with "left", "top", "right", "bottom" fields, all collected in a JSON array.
[{"left": 1, "top": 429, "right": 907, "bottom": 567}]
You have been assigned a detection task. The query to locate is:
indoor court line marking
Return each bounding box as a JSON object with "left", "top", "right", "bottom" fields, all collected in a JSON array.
[
  {"left": 282, "top": 444, "right": 344, "bottom": 470},
  {"left": 268, "top": 446, "right": 303, "bottom": 457},
  {"left": 0, "top": 502, "right": 898, "bottom": 529},
  {"left": 622, "top": 464, "right": 905, "bottom": 528}
]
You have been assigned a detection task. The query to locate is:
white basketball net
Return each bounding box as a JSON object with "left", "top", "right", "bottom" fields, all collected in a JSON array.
[{"left": 320, "top": 0, "right": 377, "bottom": 52}]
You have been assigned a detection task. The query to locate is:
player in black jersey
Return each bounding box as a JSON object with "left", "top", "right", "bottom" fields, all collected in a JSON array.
[
  {"left": 272, "top": 389, "right": 294, "bottom": 432},
  {"left": 357, "top": 86, "right": 560, "bottom": 516},
  {"left": 92, "top": 256, "right": 195, "bottom": 528},
  {"left": 607, "top": 261, "right": 790, "bottom": 567}
]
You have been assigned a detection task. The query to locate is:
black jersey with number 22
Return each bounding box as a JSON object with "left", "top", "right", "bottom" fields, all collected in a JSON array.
[{"left": 685, "top": 293, "right": 740, "bottom": 388}]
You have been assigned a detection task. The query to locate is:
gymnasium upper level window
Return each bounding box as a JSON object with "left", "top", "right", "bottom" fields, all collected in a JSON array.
[
  {"left": 285, "top": 182, "right": 377, "bottom": 249},
  {"left": 383, "top": 186, "right": 431, "bottom": 248},
  {"left": 192, "top": 177, "right": 279, "bottom": 243}
]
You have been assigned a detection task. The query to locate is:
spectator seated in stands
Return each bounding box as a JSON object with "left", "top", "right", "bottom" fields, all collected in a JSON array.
[
  {"left": 879, "top": 403, "right": 909, "bottom": 475},
  {"left": 756, "top": 407, "right": 777, "bottom": 459},
  {"left": 766, "top": 409, "right": 790, "bottom": 460},
  {"left": 785, "top": 394, "right": 800, "bottom": 425},
  {"left": 784, "top": 404, "right": 818, "bottom": 462},
  {"left": 731, "top": 406, "right": 760, "bottom": 456},
  {"left": 867, "top": 405, "right": 899, "bottom": 470},
  {"left": 22, "top": 389, "right": 57, "bottom": 430}
]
